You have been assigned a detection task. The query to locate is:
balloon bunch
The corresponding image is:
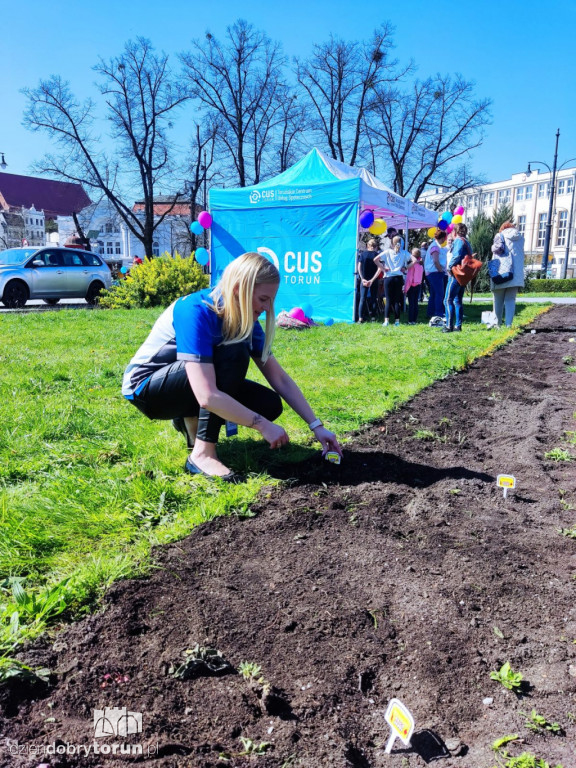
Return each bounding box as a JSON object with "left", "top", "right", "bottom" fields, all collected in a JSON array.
[
  {"left": 359, "top": 209, "right": 388, "bottom": 236},
  {"left": 190, "top": 210, "right": 213, "bottom": 266},
  {"left": 428, "top": 205, "right": 465, "bottom": 239}
]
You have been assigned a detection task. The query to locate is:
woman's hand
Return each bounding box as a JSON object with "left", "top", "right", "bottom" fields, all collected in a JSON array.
[
  {"left": 256, "top": 418, "right": 290, "bottom": 449},
  {"left": 313, "top": 426, "right": 343, "bottom": 457}
]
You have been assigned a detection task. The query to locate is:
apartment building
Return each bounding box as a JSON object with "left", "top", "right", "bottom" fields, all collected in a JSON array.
[{"left": 422, "top": 166, "right": 576, "bottom": 278}]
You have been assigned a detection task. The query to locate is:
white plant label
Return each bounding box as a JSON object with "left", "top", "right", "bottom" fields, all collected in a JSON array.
[{"left": 384, "top": 697, "right": 415, "bottom": 754}]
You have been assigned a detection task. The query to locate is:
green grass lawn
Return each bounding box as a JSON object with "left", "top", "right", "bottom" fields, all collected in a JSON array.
[{"left": 0, "top": 300, "right": 547, "bottom": 655}]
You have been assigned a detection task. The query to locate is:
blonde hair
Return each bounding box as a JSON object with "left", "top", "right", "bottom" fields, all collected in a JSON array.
[{"left": 208, "top": 252, "right": 279, "bottom": 362}]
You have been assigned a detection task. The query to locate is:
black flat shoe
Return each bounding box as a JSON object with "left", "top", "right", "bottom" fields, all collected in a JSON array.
[
  {"left": 441, "top": 326, "right": 453, "bottom": 333},
  {"left": 172, "top": 417, "right": 195, "bottom": 450},
  {"left": 185, "top": 458, "right": 243, "bottom": 483}
]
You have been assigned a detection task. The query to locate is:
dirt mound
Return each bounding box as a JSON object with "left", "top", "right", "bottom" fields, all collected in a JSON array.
[{"left": 2, "top": 306, "right": 576, "bottom": 768}]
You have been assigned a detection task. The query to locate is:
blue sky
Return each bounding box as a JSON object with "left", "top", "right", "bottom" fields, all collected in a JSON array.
[{"left": 2, "top": 0, "right": 575, "bottom": 189}]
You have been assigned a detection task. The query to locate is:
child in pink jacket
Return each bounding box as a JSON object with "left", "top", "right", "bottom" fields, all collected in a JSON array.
[{"left": 404, "top": 248, "right": 424, "bottom": 324}]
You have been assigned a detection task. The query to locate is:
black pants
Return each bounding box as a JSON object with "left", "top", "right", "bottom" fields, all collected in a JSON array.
[
  {"left": 384, "top": 276, "right": 404, "bottom": 321},
  {"left": 358, "top": 281, "right": 378, "bottom": 321},
  {"left": 131, "top": 343, "right": 283, "bottom": 444},
  {"left": 406, "top": 285, "right": 420, "bottom": 323}
]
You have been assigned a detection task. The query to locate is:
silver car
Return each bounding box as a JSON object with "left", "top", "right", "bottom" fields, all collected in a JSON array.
[{"left": 0, "top": 247, "right": 112, "bottom": 308}]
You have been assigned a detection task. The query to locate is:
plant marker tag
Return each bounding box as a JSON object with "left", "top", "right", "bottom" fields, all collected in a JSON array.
[
  {"left": 225, "top": 421, "right": 238, "bottom": 438},
  {"left": 384, "top": 698, "right": 415, "bottom": 754},
  {"left": 325, "top": 451, "right": 341, "bottom": 465},
  {"left": 497, "top": 474, "right": 516, "bottom": 499}
]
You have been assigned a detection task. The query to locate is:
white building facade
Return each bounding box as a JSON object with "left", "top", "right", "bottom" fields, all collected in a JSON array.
[{"left": 423, "top": 166, "right": 576, "bottom": 278}]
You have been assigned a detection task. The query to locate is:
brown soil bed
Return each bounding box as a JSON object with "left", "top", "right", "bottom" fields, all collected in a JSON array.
[{"left": 2, "top": 306, "right": 576, "bottom": 768}]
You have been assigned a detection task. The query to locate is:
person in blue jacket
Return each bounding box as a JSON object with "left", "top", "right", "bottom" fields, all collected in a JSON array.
[
  {"left": 442, "top": 223, "right": 473, "bottom": 333},
  {"left": 122, "top": 252, "right": 342, "bottom": 481}
]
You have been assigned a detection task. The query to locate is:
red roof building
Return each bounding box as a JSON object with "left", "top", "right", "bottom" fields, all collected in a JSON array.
[{"left": 0, "top": 173, "right": 91, "bottom": 219}]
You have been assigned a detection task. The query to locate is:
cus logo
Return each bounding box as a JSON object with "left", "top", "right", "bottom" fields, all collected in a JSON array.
[
  {"left": 257, "top": 246, "right": 322, "bottom": 285},
  {"left": 249, "top": 190, "right": 261, "bottom": 204}
]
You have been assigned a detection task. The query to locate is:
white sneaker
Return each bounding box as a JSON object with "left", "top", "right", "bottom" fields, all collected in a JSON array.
[{"left": 382, "top": 319, "right": 389, "bottom": 327}]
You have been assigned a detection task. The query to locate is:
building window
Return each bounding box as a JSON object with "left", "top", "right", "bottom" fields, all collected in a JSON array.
[
  {"left": 557, "top": 210, "right": 568, "bottom": 246},
  {"left": 106, "top": 243, "right": 114, "bottom": 255},
  {"left": 498, "top": 189, "right": 511, "bottom": 205},
  {"left": 152, "top": 240, "right": 160, "bottom": 257},
  {"left": 525, "top": 185, "right": 533, "bottom": 200},
  {"left": 105, "top": 222, "right": 114, "bottom": 234},
  {"left": 486, "top": 191, "right": 495, "bottom": 206},
  {"left": 115, "top": 242, "right": 121, "bottom": 255},
  {"left": 537, "top": 213, "right": 547, "bottom": 247},
  {"left": 568, "top": 178, "right": 574, "bottom": 195},
  {"left": 517, "top": 215, "right": 526, "bottom": 236},
  {"left": 538, "top": 183, "right": 550, "bottom": 198},
  {"left": 516, "top": 187, "right": 524, "bottom": 201},
  {"left": 558, "top": 179, "right": 566, "bottom": 196}
]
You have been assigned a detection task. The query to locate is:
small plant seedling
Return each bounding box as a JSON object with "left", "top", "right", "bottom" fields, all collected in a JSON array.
[
  {"left": 0, "top": 657, "right": 50, "bottom": 685},
  {"left": 238, "top": 661, "right": 263, "bottom": 682},
  {"left": 413, "top": 429, "right": 445, "bottom": 442},
  {"left": 544, "top": 448, "right": 573, "bottom": 462},
  {"left": 567, "top": 366, "right": 576, "bottom": 373},
  {"left": 559, "top": 525, "right": 576, "bottom": 539},
  {"left": 490, "top": 754, "right": 564, "bottom": 768},
  {"left": 491, "top": 733, "right": 521, "bottom": 751},
  {"left": 239, "top": 737, "right": 271, "bottom": 756},
  {"left": 167, "top": 644, "right": 233, "bottom": 679},
  {"left": 522, "top": 708, "right": 563, "bottom": 735},
  {"left": 490, "top": 661, "right": 523, "bottom": 691},
  {"left": 562, "top": 355, "right": 574, "bottom": 365}
]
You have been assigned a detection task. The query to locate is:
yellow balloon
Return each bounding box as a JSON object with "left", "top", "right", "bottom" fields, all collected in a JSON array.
[
  {"left": 427, "top": 227, "right": 437, "bottom": 239},
  {"left": 369, "top": 218, "right": 387, "bottom": 235},
  {"left": 451, "top": 214, "right": 463, "bottom": 224}
]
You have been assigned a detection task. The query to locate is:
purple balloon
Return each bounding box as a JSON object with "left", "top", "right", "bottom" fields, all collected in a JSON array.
[
  {"left": 437, "top": 219, "right": 449, "bottom": 231},
  {"left": 359, "top": 209, "right": 375, "bottom": 228},
  {"left": 198, "top": 211, "right": 213, "bottom": 228}
]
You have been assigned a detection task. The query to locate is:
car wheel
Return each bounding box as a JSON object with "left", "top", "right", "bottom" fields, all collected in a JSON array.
[
  {"left": 1, "top": 280, "right": 29, "bottom": 308},
  {"left": 86, "top": 281, "right": 104, "bottom": 305},
  {"left": 43, "top": 298, "right": 60, "bottom": 306}
]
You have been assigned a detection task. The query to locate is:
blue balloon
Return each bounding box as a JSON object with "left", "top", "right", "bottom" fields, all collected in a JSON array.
[
  {"left": 195, "top": 247, "right": 210, "bottom": 266},
  {"left": 120, "top": 266, "right": 128, "bottom": 274},
  {"left": 359, "top": 209, "right": 375, "bottom": 228},
  {"left": 190, "top": 221, "right": 204, "bottom": 235},
  {"left": 325, "top": 318, "right": 334, "bottom": 326}
]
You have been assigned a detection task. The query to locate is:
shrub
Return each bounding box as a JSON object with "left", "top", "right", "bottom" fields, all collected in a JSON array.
[
  {"left": 526, "top": 278, "right": 576, "bottom": 293},
  {"left": 99, "top": 253, "right": 209, "bottom": 309}
]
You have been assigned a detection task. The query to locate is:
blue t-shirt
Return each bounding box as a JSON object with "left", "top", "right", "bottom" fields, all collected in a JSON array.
[{"left": 122, "top": 288, "right": 266, "bottom": 397}]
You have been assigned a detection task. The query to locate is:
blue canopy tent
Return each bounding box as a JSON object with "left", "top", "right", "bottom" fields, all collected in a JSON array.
[{"left": 209, "top": 149, "right": 437, "bottom": 323}]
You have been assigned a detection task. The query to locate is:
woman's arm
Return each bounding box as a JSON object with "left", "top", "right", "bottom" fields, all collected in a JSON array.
[
  {"left": 254, "top": 355, "right": 343, "bottom": 456},
  {"left": 185, "top": 361, "right": 288, "bottom": 448}
]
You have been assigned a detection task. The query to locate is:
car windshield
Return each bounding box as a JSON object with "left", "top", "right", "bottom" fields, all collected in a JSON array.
[{"left": 0, "top": 248, "right": 38, "bottom": 266}]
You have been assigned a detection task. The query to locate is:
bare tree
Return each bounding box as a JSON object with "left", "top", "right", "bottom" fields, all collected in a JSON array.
[
  {"left": 181, "top": 19, "right": 287, "bottom": 186},
  {"left": 23, "top": 38, "right": 189, "bottom": 257},
  {"left": 369, "top": 74, "right": 491, "bottom": 201},
  {"left": 295, "top": 24, "right": 406, "bottom": 166}
]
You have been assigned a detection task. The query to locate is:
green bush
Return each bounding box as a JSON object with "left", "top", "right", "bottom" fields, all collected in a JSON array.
[
  {"left": 99, "top": 253, "right": 209, "bottom": 309},
  {"left": 527, "top": 277, "right": 576, "bottom": 293}
]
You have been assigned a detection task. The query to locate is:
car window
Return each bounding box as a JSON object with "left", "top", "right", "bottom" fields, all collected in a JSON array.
[
  {"left": 34, "top": 251, "right": 63, "bottom": 267},
  {"left": 81, "top": 252, "right": 103, "bottom": 267},
  {"left": 63, "top": 251, "right": 85, "bottom": 267}
]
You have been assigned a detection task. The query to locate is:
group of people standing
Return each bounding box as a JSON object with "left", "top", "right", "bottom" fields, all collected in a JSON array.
[
  {"left": 356, "top": 227, "right": 424, "bottom": 326},
  {"left": 358, "top": 219, "right": 525, "bottom": 332}
]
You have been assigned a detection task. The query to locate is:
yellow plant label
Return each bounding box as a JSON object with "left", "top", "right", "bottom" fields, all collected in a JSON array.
[
  {"left": 497, "top": 474, "right": 516, "bottom": 489},
  {"left": 384, "top": 698, "right": 414, "bottom": 745}
]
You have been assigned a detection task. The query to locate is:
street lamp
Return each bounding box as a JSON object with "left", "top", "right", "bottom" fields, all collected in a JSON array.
[
  {"left": 0, "top": 153, "right": 7, "bottom": 171},
  {"left": 526, "top": 129, "right": 576, "bottom": 278}
]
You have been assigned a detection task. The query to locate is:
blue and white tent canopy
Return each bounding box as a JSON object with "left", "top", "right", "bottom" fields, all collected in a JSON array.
[{"left": 209, "top": 149, "right": 436, "bottom": 323}]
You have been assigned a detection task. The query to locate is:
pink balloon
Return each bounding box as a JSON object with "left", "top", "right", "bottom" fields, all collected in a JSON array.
[
  {"left": 198, "top": 211, "right": 213, "bottom": 228},
  {"left": 288, "top": 307, "right": 306, "bottom": 322},
  {"left": 446, "top": 223, "right": 454, "bottom": 233},
  {"left": 454, "top": 206, "right": 464, "bottom": 216}
]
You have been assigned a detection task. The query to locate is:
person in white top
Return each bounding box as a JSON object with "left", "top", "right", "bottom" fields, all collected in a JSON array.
[
  {"left": 374, "top": 236, "right": 411, "bottom": 326},
  {"left": 424, "top": 229, "right": 448, "bottom": 318}
]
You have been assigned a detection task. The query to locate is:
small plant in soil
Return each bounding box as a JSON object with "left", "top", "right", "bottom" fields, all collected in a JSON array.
[
  {"left": 0, "top": 657, "right": 50, "bottom": 685},
  {"left": 559, "top": 525, "right": 576, "bottom": 539},
  {"left": 167, "top": 644, "right": 233, "bottom": 679},
  {"left": 238, "top": 661, "right": 263, "bottom": 682},
  {"left": 219, "top": 737, "right": 272, "bottom": 761},
  {"left": 544, "top": 448, "right": 573, "bottom": 462},
  {"left": 413, "top": 428, "right": 446, "bottom": 442},
  {"left": 562, "top": 355, "right": 573, "bottom": 365},
  {"left": 492, "top": 734, "right": 521, "bottom": 752},
  {"left": 522, "top": 709, "right": 563, "bottom": 735},
  {"left": 490, "top": 661, "right": 523, "bottom": 691}
]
